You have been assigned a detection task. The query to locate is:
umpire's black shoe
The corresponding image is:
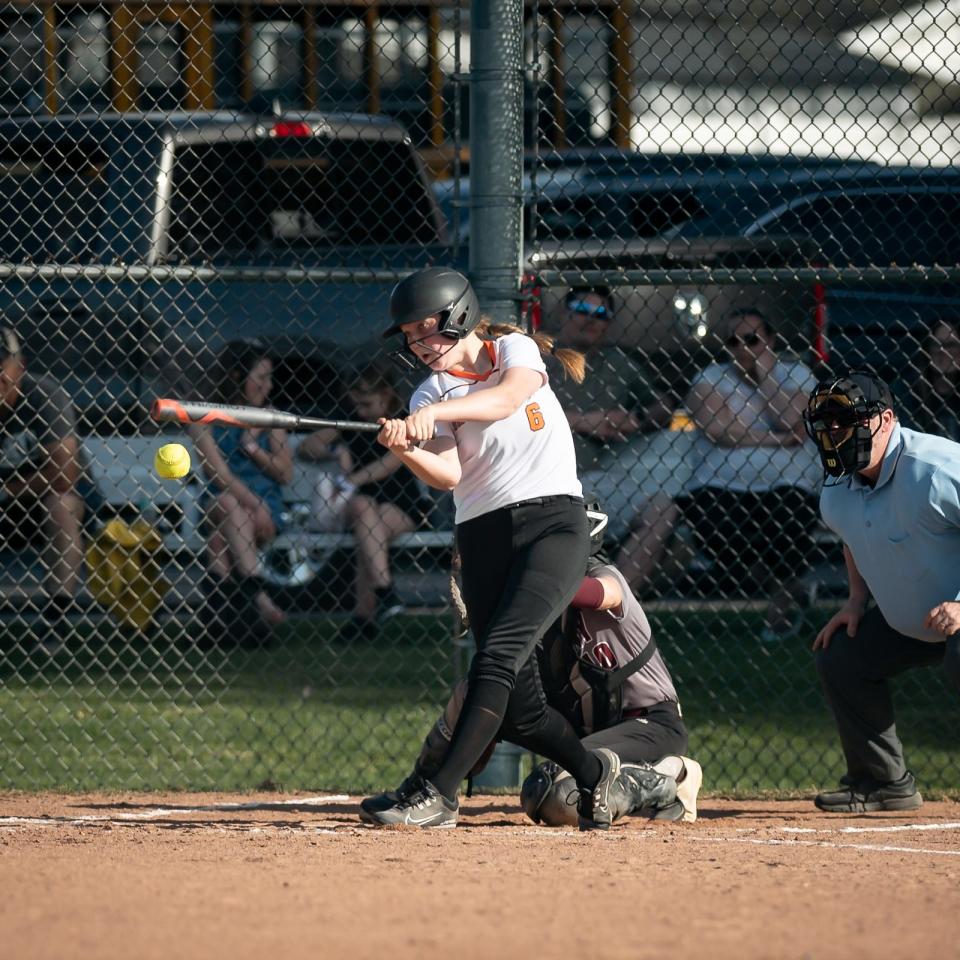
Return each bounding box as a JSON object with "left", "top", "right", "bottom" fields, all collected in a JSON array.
[
  {"left": 577, "top": 748, "right": 622, "bottom": 831},
  {"left": 359, "top": 772, "right": 423, "bottom": 824},
  {"left": 366, "top": 779, "right": 458, "bottom": 828},
  {"left": 814, "top": 772, "right": 923, "bottom": 813}
]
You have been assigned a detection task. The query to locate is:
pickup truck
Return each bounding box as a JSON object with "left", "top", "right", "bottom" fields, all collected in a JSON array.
[
  {"left": 0, "top": 111, "right": 448, "bottom": 432},
  {"left": 439, "top": 150, "right": 884, "bottom": 366}
]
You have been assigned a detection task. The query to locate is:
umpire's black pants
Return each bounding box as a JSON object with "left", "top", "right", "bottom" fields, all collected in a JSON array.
[
  {"left": 814, "top": 605, "right": 960, "bottom": 785},
  {"left": 456, "top": 495, "right": 587, "bottom": 739}
]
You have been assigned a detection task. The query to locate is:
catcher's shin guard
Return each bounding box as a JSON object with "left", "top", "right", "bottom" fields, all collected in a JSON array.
[{"left": 520, "top": 761, "right": 580, "bottom": 827}]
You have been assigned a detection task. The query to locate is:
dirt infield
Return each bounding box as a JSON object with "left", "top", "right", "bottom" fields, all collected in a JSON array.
[{"left": 2, "top": 792, "right": 959, "bottom": 960}]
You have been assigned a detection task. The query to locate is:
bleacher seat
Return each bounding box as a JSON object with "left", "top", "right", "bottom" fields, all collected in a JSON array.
[{"left": 80, "top": 434, "right": 454, "bottom": 596}]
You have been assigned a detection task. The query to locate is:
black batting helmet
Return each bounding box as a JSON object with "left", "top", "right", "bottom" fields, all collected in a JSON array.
[{"left": 383, "top": 267, "right": 481, "bottom": 340}]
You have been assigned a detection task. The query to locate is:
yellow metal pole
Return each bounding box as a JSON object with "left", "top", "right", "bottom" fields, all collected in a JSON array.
[
  {"left": 303, "top": 6, "right": 318, "bottom": 109},
  {"left": 239, "top": 3, "right": 253, "bottom": 104},
  {"left": 182, "top": 4, "right": 215, "bottom": 110},
  {"left": 427, "top": 3, "right": 444, "bottom": 148},
  {"left": 548, "top": 7, "right": 566, "bottom": 150},
  {"left": 42, "top": 2, "right": 58, "bottom": 115},
  {"left": 610, "top": 0, "right": 634, "bottom": 149},
  {"left": 365, "top": 5, "right": 381, "bottom": 115},
  {"left": 110, "top": 3, "right": 138, "bottom": 112}
]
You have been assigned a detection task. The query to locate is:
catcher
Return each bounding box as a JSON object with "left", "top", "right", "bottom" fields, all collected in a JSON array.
[{"left": 362, "top": 503, "right": 702, "bottom": 826}]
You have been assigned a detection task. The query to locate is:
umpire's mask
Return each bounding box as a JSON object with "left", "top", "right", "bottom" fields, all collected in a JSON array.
[{"left": 803, "top": 371, "right": 893, "bottom": 483}]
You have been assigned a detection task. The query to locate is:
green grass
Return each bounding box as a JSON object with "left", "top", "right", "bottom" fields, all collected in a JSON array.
[{"left": 1, "top": 607, "right": 958, "bottom": 796}]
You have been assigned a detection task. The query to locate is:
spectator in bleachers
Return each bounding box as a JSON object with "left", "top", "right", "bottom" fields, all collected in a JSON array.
[
  {"left": 548, "top": 287, "right": 675, "bottom": 473},
  {"left": 0, "top": 326, "right": 86, "bottom": 628},
  {"left": 191, "top": 339, "right": 291, "bottom": 641},
  {"left": 905, "top": 318, "right": 960, "bottom": 442},
  {"left": 298, "top": 360, "right": 433, "bottom": 642},
  {"left": 619, "top": 309, "right": 821, "bottom": 629},
  {"left": 683, "top": 308, "right": 822, "bottom": 629}
]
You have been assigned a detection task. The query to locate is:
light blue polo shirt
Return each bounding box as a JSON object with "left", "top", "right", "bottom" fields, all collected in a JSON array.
[{"left": 820, "top": 424, "right": 960, "bottom": 642}]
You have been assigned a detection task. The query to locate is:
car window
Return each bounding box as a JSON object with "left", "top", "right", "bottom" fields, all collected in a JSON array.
[
  {"left": 533, "top": 188, "right": 703, "bottom": 241},
  {"left": 167, "top": 136, "right": 441, "bottom": 261},
  {"left": 751, "top": 192, "right": 960, "bottom": 266},
  {"left": 0, "top": 138, "right": 109, "bottom": 262}
]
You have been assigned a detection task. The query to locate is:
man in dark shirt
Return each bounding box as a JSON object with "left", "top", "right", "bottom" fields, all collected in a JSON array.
[
  {"left": 0, "top": 328, "right": 85, "bottom": 623},
  {"left": 549, "top": 287, "right": 675, "bottom": 473}
]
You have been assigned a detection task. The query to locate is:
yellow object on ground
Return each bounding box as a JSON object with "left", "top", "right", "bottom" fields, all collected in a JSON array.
[
  {"left": 154, "top": 443, "right": 191, "bottom": 479},
  {"left": 86, "top": 518, "right": 171, "bottom": 631}
]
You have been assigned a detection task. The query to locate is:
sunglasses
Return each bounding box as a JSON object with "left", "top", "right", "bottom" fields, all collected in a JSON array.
[
  {"left": 726, "top": 332, "right": 763, "bottom": 347},
  {"left": 567, "top": 300, "right": 609, "bottom": 320}
]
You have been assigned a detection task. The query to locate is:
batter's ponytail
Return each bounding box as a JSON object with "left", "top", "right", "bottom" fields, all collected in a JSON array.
[{"left": 476, "top": 319, "right": 586, "bottom": 384}]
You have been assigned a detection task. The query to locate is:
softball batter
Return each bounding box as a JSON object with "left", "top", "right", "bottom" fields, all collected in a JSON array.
[
  {"left": 361, "top": 517, "right": 703, "bottom": 827},
  {"left": 370, "top": 266, "right": 623, "bottom": 829}
]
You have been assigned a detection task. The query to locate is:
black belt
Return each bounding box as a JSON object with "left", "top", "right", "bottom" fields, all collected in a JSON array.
[
  {"left": 623, "top": 699, "right": 681, "bottom": 721},
  {"left": 501, "top": 494, "right": 583, "bottom": 510}
]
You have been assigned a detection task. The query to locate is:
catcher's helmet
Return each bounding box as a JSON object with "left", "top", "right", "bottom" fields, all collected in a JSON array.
[
  {"left": 520, "top": 760, "right": 580, "bottom": 827},
  {"left": 584, "top": 498, "right": 609, "bottom": 554},
  {"left": 803, "top": 370, "right": 894, "bottom": 482},
  {"left": 383, "top": 266, "right": 481, "bottom": 340}
]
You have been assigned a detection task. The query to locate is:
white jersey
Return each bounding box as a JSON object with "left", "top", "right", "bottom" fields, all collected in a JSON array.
[{"left": 410, "top": 333, "right": 582, "bottom": 524}]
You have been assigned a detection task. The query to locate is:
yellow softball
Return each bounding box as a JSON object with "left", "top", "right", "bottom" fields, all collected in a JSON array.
[{"left": 154, "top": 443, "right": 191, "bottom": 480}]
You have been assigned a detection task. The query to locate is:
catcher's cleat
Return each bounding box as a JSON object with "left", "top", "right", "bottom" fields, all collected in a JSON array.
[
  {"left": 648, "top": 757, "right": 702, "bottom": 823},
  {"left": 577, "top": 747, "right": 622, "bottom": 831},
  {"left": 619, "top": 762, "right": 677, "bottom": 817},
  {"left": 814, "top": 772, "right": 922, "bottom": 813},
  {"left": 359, "top": 772, "right": 423, "bottom": 824},
  {"left": 366, "top": 779, "right": 459, "bottom": 828}
]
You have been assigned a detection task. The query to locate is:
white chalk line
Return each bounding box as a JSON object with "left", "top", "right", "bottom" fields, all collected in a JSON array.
[
  {"left": 782, "top": 821, "right": 960, "bottom": 835},
  {"left": 2, "top": 803, "right": 958, "bottom": 856},
  {"left": 0, "top": 795, "right": 350, "bottom": 829},
  {"left": 695, "top": 835, "right": 960, "bottom": 857}
]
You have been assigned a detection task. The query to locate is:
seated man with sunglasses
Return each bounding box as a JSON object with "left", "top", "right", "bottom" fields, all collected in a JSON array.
[
  {"left": 549, "top": 286, "right": 675, "bottom": 474},
  {"left": 669, "top": 308, "right": 821, "bottom": 627}
]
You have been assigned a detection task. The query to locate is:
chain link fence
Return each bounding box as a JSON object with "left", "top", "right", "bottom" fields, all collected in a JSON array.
[{"left": 0, "top": 0, "right": 957, "bottom": 794}]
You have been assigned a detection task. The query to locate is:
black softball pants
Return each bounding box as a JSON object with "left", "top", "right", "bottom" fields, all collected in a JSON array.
[
  {"left": 429, "top": 496, "right": 594, "bottom": 800},
  {"left": 582, "top": 700, "right": 689, "bottom": 764},
  {"left": 814, "top": 605, "right": 960, "bottom": 785}
]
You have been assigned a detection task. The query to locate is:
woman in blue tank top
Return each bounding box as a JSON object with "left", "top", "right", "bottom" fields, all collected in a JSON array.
[{"left": 191, "top": 339, "right": 292, "bottom": 642}]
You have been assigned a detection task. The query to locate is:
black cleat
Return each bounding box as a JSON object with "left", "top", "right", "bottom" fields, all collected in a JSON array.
[
  {"left": 577, "top": 748, "right": 622, "bottom": 831},
  {"left": 359, "top": 772, "right": 424, "bottom": 823},
  {"left": 366, "top": 779, "right": 459, "bottom": 828},
  {"left": 619, "top": 762, "right": 678, "bottom": 816}
]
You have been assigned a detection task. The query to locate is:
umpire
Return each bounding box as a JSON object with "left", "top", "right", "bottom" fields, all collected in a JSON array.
[{"left": 804, "top": 370, "right": 960, "bottom": 813}]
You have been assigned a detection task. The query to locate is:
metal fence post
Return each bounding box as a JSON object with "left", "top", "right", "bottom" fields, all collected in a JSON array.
[{"left": 469, "top": 0, "right": 525, "bottom": 326}]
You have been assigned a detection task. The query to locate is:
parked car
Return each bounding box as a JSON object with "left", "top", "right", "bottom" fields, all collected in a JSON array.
[
  {"left": 439, "top": 151, "right": 887, "bottom": 370},
  {"left": 663, "top": 164, "right": 960, "bottom": 381},
  {"left": 0, "top": 111, "right": 448, "bottom": 431}
]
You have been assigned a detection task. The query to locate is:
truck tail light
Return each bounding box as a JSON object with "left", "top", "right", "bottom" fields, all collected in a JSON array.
[{"left": 270, "top": 121, "right": 312, "bottom": 139}]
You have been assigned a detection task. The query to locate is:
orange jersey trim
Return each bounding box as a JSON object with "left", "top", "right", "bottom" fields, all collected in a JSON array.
[{"left": 447, "top": 340, "right": 498, "bottom": 382}]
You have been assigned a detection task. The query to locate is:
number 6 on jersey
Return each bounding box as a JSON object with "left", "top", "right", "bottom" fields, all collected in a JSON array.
[{"left": 525, "top": 402, "right": 545, "bottom": 431}]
